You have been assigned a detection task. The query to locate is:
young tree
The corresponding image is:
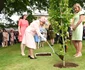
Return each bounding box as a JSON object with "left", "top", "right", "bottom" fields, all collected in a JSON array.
[{"left": 49, "top": 0, "right": 73, "bottom": 66}]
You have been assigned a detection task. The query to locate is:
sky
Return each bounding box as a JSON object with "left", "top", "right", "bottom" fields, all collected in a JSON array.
[
  {"left": 10, "top": 13, "right": 20, "bottom": 22},
  {"left": 0, "top": 10, "right": 48, "bottom": 24}
]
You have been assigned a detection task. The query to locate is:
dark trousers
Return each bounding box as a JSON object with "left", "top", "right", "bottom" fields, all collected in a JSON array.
[{"left": 0, "top": 40, "right": 2, "bottom": 47}]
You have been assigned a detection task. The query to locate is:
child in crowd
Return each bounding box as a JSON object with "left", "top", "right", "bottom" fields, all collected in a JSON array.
[
  {"left": 2, "top": 29, "right": 9, "bottom": 47},
  {"left": 34, "top": 34, "right": 40, "bottom": 49},
  {"left": 40, "top": 26, "right": 47, "bottom": 47}
]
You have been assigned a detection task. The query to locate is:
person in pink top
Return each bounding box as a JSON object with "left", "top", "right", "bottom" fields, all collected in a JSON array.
[
  {"left": 22, "top": 16, "right": 47, "bottom": 59},
  {"left": 18, "top": 14, "right": 29, "bottom": 56}
]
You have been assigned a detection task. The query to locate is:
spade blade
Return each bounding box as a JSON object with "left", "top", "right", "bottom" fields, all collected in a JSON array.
[{"left": 55, "top": 52, "right": 64, "bottom": 60}]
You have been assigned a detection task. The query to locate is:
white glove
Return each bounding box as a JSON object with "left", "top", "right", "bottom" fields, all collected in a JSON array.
[
  {"left": 70, "top": 26, "right": 73, "bottom": 31},
  {"left": 43, "top": 37, "right": 47, "bottom": 41},
  {"left": 40, "top": 34, "right": 47, "bottom": 42}
]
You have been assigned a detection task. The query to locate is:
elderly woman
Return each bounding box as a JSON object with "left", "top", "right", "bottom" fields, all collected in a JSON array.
[
  {"left": 71, "top": 3, "right": 85, "bottom": 57},
  {"left": 21, "top": 16, "right": 47, "bottom": 59}
]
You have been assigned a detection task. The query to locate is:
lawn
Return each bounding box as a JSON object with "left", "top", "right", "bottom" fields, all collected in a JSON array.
[{"left": 0, "top": 41, "right": 85, "bottom": 70}]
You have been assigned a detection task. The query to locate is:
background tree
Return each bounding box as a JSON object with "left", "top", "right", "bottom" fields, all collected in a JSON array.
[
  {"left": 3, "top": 0, "right": 49, "bottom": 16},
  {"left": 0, "top": 0, "right": 49, "bottom": 28},
  {"left": 0, "top": 0, "right": 85, "bottom": 15},
  {"left": 0, "top": 0, "right": 85, "bottom": 28}
]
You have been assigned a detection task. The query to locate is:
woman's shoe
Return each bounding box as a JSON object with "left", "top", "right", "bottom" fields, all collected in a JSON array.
[
  {"left": 74, "top": 54, "right": 77, "bottom": 56},
  {"left": 21, "top": 53, "right": 25, "bottom": 56},
  {"left": 28, "top": 56, "right": 36, "bottom": 59},
  {"left": 28, "top": 55, "right": 30, "bottom": 57},
  {"left": 75, "top": 53, "right": 82, "bottom": 57}
]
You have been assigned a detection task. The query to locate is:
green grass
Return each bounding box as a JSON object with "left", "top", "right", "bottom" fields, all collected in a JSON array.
[{"left": 0, "top": 41, "right": 85, "bottom": 70}]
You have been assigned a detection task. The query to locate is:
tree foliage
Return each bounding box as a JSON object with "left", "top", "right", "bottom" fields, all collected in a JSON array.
[
  {"left": 3, "top": 0, "right": 49, "bottom": 16},
  {"left": 0, "top": 0, "right": 85, "bottom": 28},
  {"left": 0, "top": 0, "right": 49, "bottom": 28},
  {"left": 49, "top": 0, "right": 73, "bottom": 33},
  {"left": 0, "top": 0, "right": 85, "bottom": 15}
]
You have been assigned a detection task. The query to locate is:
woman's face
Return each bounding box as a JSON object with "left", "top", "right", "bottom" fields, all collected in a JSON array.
[
  {"left": 74, "top": 6, "right": 80, "bottom": 13},
  {"left": 40, "top": 21, "right": 45, "bottom": 26},
  {"left": 23, "top": 15, "right": 27, "bottom": 19}
]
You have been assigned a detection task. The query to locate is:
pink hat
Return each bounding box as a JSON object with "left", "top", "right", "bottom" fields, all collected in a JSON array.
[{"left": 39, "top": 16, "right": 47, "bottom": 23}]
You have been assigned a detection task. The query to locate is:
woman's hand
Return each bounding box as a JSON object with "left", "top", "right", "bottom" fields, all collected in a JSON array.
[
  {"left": 19, "top": 32, "right": 21, "bottom": 36},
  {"left": 72, "top": 25, "right": 76, "bottom": 31}
]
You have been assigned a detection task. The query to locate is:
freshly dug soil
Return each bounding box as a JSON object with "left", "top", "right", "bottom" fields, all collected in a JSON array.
[
  {"left": 54, "top": 62, "right": 78, "bottom": 68},
  {"left": 35, "top": 52, "right": 52, "bottom": 56}
]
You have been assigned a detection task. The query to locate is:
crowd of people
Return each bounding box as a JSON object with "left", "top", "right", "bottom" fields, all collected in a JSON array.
[{"left": 0, "top": 28, "right": 19, "bottom": 47}]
